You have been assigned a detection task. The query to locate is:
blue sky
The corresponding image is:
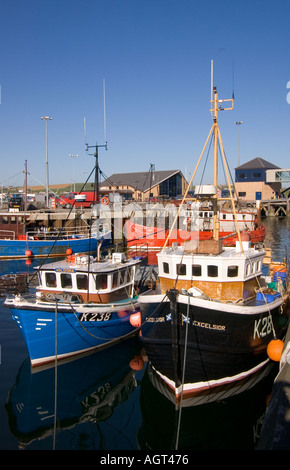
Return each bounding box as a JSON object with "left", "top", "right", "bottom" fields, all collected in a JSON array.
[{"left": 0, "top": 0, "right": 289, "bottom": 190}]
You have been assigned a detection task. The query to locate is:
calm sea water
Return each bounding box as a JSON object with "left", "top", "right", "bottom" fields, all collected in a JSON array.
[{"left": 0, "top": 217, "right": 289, "bottom": 451}]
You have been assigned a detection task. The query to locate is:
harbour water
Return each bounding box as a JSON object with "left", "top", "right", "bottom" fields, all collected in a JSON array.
[{"left": 0, "top": 217, "right": 289, "bottom": 451}]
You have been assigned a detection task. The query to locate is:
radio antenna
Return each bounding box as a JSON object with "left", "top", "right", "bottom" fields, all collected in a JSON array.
[
  {"left": 211, "top": 59, "right": 213, "bottom": 102},
  {"left": 103, "top": 79, "right": 107, "bottom": 150},
  {"left": 84, "top": 117, "right": 88, "bottom": 152},
  {"left": 84, "top": 82, "right": 108, "bottom": 206}
]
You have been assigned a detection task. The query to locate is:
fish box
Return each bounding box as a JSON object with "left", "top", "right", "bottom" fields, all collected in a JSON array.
[
  {"left": 256, "top": 292, "right": 281, "bottom": 302},
  {"left": 273, "top": 271, "right": 287, "bottom": 282},
  {"left": 193, "top": 239, "right": 223, "bottom": 254}
]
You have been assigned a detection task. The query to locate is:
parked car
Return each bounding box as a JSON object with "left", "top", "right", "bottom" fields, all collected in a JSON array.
[{"left": 8, "top": 196, "right": 24, "bottom": 211}]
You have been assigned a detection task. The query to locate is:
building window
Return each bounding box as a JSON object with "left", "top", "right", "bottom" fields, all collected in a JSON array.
[
  {"left": 227, "top": 265, "right": 239, "bottom": 277},
  {"left": 239, "top": 173, "right": 247, "bottom": 179},
  {"left": 253, "top": 172, "right": 261, "bottom": 178},
  {"left": 176, "top": 264, "right": 186, "bottom": 275},
  {"left": 163, "top": 262, "right": 169, "bottom": 274},
  {"left": 208, "top": 265, "right": 218, "bottom": 277},
  {"left": 192, "top": 264, "right": 202, "bottom": 276},
  {"left": 238, "top": 192, "right": 246, "bottom": 197}
]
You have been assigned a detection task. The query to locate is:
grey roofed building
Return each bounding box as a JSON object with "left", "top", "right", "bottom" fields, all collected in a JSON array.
[
  {"left": 100, "top": 169, "right": 187, "bottom": 201},
  {"left": 101, "top": 170, "right": 181, "bottom": 191},
  {"left": 235, "top": 157, "right": 280, "bottom": 170}
]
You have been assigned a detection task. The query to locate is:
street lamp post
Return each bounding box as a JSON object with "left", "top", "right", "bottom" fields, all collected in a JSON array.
[
  {"left": 69, "top": 154, "right": 79, "bottom": 192},
  {"left": 235, "top": 121, "right": 243, "bottom": 167},
  {"left": 41, "top": 116, "right": 52, "bottom": 207}
]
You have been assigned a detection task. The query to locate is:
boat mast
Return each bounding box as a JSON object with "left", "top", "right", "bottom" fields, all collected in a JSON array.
[
  {"left": 24, "top": 160, "right": 28, "bottom": 212},
  {"left": 163, "top": 64, "right": 244, "bottom": 251}
]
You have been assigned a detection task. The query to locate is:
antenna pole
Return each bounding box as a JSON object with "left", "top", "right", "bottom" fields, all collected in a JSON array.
[
  {"left": 211, "top": 59, "right": 213, "bottom": 102},
  {"left": 103, "top": 79, "right": 107, "bottom": 149},
  {"left": 84, "top": 82, "right": 108, "bottom": 205}
]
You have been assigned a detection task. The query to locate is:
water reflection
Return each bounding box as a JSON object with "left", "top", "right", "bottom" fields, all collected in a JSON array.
[
  {"left": 138, "top": 362, "right": 278, "bottom": 450},
  {"left": 263, "top": 217, "right": 290, "bottom": 260},
  {"left": 5, "top": 338, "right": 143, "bottom": 450}
]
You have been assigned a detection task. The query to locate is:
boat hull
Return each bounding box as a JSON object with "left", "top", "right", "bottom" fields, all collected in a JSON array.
[
  {"left": 126, "top": 221, "right": 265, "bottom": 248},
  {"left": 139, "top": 291, "right": 287, "bottom": 398},
  {"left": 7, "top": 298, "right": 139, "bottom": 366},
  {"left": 0, "top": 231, "right": 111, "bottom": 259}
]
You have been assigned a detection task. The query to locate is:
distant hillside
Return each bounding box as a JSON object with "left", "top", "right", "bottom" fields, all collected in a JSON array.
[{"left": 11, "top": 182, "right": 96, "bottom": 194}]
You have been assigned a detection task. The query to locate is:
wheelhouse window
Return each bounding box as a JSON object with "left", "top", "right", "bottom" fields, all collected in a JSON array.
[
  {"left": 208, "top": 265, "right": 218, "bottom": 277},
  {"left": 76, "top": 274, "right": 88, "bottom": 290},
  {"left": 227, "top": 265, "right": 239, "bottom": 277},
  {"left": 112, "top": 272, "right": 118, "bottom": 288},
  {"left": 176, "top": 264, "right": 186, "bottom": 275},
  {"left": 61, "top": 273, "right": 72, "bottom": 289},
  {"left": 95, "top": 274, "right": 108, "bottom": 290},
  {"left": 120, "top": 268, "right": 128, "bottom": 285},
  {"left": 163, "top": 262, "right": 169, "bottom": 274},
  {"left": 45, "top": 272, "right": 56, "bottom": 287},
  {"left": 192, "top": 264, "right": 202, "bottom": 276}
]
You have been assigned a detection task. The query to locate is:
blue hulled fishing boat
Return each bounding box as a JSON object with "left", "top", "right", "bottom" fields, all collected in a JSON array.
[{"left": 4, "top": 251, "right": 142, "bottom": 366}]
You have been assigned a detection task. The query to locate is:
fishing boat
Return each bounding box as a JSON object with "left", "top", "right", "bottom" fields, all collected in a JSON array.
[
  {"left": 126, "top": 196, "right": 265, "bottom": 251},
  {"left": 0, "top": 155, "right": 112, "bottom": 259},
  {"left": 4, "top": 250, "right": 143, "bottom": 367},
  {"left": 0, "top": 211, "right": 111, "bottom": 259},
  {"left": 137, "top": 84, "right": 290, "bottom": 401}
]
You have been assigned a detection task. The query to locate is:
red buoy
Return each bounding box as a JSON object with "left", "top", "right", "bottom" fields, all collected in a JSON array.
[{"left": 25, "top": 249, "right": 32, "bottom": 257}]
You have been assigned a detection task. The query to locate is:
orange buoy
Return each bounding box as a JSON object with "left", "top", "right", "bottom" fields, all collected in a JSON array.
[
  {"left": 129, "top": 355, "right": 145, "bottom": 371},
  {"left": 267, "top": 339, "right": 284, "bottom": 362},
  {"left": 66, "top": 248, "right": 73, "bottom": 255},
  {"left": 101, "top": 196, "right": 109, "bottom": 205},
  {"left": 25, "top": 249, "right": 32, "bottom": 257},
  {"left": 129, "top": 311, "right": 141, "bottom": 327}
]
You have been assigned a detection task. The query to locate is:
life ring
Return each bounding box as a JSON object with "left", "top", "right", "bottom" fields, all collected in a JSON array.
[{"left": 101, "top": 196, "right": 109, "bottom": 205}]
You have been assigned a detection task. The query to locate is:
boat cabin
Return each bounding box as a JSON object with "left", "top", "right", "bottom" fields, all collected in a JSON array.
[
  {"left": 0, "top": 213, "right": 27, "bottom": 239},
  {"left": 184, "top": 205, "right": 256, "bottom": 232},
  {"left": 157, "top": 241, "right": 265, "bottom": 302},
  {"left": 36, "top": 252, "right": 141, "bottom": 303}
]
